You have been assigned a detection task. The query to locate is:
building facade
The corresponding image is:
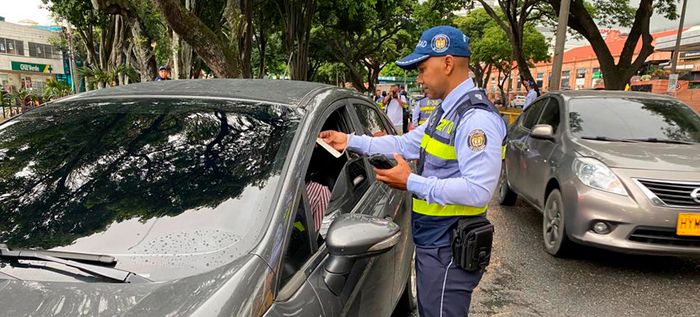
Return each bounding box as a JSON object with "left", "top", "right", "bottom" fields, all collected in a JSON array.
[
  {"left": 0, "top": 20, "right": 65, "bottom": 93},
  {"left": 484, "top": 28, "right": 700, "bottom": 112}
]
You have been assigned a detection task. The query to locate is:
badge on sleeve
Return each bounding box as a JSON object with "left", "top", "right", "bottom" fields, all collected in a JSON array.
[{"left": 468, "top": 129, "right": 487, "bottom": 152}]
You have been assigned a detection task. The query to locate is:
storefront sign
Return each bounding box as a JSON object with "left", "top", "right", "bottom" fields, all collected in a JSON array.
[
  {"left": 11, "top": 61, "right": 53, "bottom": 73},
  {"left": 680, "top": 51, "right": 700, "bottom": 59}
]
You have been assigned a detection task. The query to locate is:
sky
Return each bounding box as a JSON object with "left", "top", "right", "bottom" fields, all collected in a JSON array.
[
  {"left": 0, "top": 0, "right": 55, "bottom": 26},
  {"left": 0, "top": 0, "right": 697, "bottom": 31}
]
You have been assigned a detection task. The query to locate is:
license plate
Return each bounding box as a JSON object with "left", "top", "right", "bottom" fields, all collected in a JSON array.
[{"left": 676, "top": 213, "right": 700, "bottom": 236}]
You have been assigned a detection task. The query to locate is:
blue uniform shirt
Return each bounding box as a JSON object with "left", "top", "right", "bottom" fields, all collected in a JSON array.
[
  {"left": 348, "top": 78, "right": 507, "bottom": 246},
  {"left": 523, "top": 89, "right": 537, "bottom": 110}
]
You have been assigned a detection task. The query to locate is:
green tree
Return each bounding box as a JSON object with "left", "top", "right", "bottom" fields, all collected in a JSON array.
[
  {"left": 148, "top": 0, "right": 254, "bottom": 78},
  {"left": 455, "top": 8, "right": 548, "bottom": 103},
  {"left": 473, "top": 0, "right": 548, "bottom": 94},
  {"left": 317, "top": 0, "right": 417, "bottom": 93},
  {"left": 546, "top": 0, "right": 677, "bottom": 90}
]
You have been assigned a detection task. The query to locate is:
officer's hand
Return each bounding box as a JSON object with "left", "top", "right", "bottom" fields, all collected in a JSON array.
[
  {"left": 319, "top": 130, "right": 348, "bottom": 151},
  {"left": 374, "top": 153, "right": 411, "bottom": 190}
]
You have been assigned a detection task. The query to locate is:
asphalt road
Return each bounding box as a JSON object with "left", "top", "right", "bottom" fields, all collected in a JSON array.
[{"left": 468, "top": 198, "right": 700, "bottom": 317}]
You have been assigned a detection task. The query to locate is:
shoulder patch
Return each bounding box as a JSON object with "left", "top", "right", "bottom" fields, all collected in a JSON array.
[{"left": 468, "top": 129, "right": 487, "bottom": 152}]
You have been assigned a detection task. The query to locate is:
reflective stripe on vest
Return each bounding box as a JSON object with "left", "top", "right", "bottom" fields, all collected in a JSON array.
[
  {"left": 412, "top": 198, "right": 487, "bottom": 216},
  {"left": 420, "top": 130, "right": 457, "bottom": 160}
]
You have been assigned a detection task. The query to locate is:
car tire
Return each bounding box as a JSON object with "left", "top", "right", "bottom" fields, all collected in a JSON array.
[
  {"left": 392, "top": 251, "right": 417, "bottom": 316},
  {"left": 542, "top": 189, "right": 572, "bottom": 257},
  {"left": 498, "top": 167, "right": 518, "bottom": 206}
]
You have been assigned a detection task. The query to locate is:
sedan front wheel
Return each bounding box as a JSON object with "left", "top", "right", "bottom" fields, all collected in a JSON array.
[{"left": 542, "top": 189, "right": 572, "bottom": 257}]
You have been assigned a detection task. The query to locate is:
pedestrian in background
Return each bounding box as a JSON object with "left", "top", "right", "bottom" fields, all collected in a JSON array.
[
  {"left": 522, "top": 80, "right": 537, "bottom": 110},
  {"left": 155, "top": 65, "right": 172, "bottom": 81},
  {"left": 383, "top": 85, "right": 408, "bottom": 135},
  {"left": 320, "top": 25, "right": 506, "bottom": 317}
]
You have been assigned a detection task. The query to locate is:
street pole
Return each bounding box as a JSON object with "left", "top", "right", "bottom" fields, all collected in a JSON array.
[
  {"left": 670, "top": 0, "right": 688, "bottom": 74},
  {"left": 550, "top": 0, "right": 571, "bottom": 91},
  {"left": 66, "top": 27, "right": 79, "bottom": 94}
]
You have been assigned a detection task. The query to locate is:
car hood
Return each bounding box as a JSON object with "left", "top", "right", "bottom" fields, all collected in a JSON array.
[
  {"left": 574, "top": 140, "right": 700, "bottom": 172},
  {"left": 0, "top": 254, "right": 271, "bottom": 317}
]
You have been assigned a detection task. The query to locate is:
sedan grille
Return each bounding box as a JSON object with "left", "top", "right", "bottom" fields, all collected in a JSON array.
[
  {"left": 629, "top": 227, "right": 700, "bottom": 248},
  {"left": 636, "top": 179, "right": 700, "bottom": 208}
]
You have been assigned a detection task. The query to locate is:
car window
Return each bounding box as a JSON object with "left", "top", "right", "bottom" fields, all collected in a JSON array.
[
  {"left": 353, "top": 103, "right": 389, "bottom": 136},
  {"left": 521, "top": 99, "right": 548, "bottom": 129},
  {"left": 307, "top": 106, "right": 371, "bottom": 241},
  {"left": 280, "top": 190, "right": 314, "bottom": 287},
  {"left": 568, "top": 97, "right": 700, "bottom": 142},
  {"left": 0, "top": 98, "right": 299, "bottom": 282},
  {"left": 538, "top": 99, "right": 561, "bottom": 134}
]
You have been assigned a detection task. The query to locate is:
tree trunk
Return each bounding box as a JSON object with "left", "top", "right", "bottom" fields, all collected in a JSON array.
[
  {"left": 151, "top": 0, "right": 238, "bottom": 77},
  {"left": 172, "top": 29, "right": 181, "bottom": 79},
  {"left": 548, "top": 0, "right": 655, "bottom": 90},
  {"left": 282, "top": 0, "right": 316, "bottom": 80},
  {"left": 241, "top": 0, "right": 253, "bottom": 78},
  {"left": 130, "top": 18, "right": 157, "bottom": 82}
]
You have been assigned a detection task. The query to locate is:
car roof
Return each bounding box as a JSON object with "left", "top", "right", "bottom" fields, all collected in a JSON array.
[
  {"left": 64, "top": 79, "right": 336, "bottom": 106},
  {"left": 547, "top": 90, "right": 675, "bottom": 100}
]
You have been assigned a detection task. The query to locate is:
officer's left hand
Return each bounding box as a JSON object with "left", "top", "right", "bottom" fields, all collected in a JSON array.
[{"left": 374, "top": 153, "right": 411, "bottom": 190}]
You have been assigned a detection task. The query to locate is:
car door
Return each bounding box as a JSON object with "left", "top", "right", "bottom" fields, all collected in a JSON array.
[
  {"left": 506, "top": 98, "right": 548, "bottom": 198},
  {"left": 523, "top": 97, "right": 563, "bottom": 208},
  {"left": 267, "top": 98, "right": 400, "bottom": 317},
  {"left": 347, "top": 99, "right": 414, "bottom": 305}
]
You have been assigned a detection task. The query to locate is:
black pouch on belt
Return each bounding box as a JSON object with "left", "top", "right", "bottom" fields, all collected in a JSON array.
[{"left": 451, "top": 216, "right": 494, "bottom": 272}]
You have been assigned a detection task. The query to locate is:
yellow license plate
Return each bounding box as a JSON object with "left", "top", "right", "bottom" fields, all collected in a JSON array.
[{"left": 676, "top": 213, "right": 700, "bottom": 236}]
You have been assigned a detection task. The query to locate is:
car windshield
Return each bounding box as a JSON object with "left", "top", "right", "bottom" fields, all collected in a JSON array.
[
  {"left": 0, "top": 98, "right": 299, "bottom": 281},
  {"left": 568, "top": 97, "right": 700, "bottom": 143}
]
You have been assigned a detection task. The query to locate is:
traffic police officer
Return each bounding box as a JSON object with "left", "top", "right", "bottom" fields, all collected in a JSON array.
[
  {"left": 320, "top": 25, "right": 506, "bottom": 317},
  {"left": 412, "top": 91, "right": 442, "bottom": 127}
]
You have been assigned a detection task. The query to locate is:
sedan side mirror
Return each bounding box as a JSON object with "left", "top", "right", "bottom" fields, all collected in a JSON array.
[
  {"left": 530, "top": 124, "right": 554, "bottom": 140},
  {"left": 322, "top": 214, "right": 401, "bottom": 295},
  {"left": 326, "top": 213, "right": 400, "bottom": 258}
]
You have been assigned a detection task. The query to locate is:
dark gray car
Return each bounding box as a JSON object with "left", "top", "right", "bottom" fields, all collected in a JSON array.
[
  {"left": 498, "top": 90, "right": 700, "bottom": 257},
  {"left": 0, "top": 80, "right": 416, "bottom": 316}
]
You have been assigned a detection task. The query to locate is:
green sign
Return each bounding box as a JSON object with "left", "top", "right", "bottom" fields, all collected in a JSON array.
[
  {"left": 592, "top": 71, "right": 602, "bottom": 79},
  {"left": 11, "top": 61, "right": 53, "bottom": 73}
]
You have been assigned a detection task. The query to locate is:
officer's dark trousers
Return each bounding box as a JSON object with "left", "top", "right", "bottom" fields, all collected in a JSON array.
[{"left": 415, "top": 245, "right": 483, "bottom": 317}]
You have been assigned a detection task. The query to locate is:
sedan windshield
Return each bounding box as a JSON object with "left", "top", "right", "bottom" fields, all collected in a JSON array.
[
  {"left": 568, "top": 97, "right": 700, "bottom": 143},
  {"left": 0, "top": 98, "right": 298, "bottom": 281}
]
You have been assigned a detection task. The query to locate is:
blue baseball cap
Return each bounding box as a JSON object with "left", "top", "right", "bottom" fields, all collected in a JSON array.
[{"left": 396, "top": 26, "right": 471, "bottom": 70}]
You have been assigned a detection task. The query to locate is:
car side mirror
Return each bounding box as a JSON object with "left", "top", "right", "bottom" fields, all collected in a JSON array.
[
  {"left": 326, "top": 213, "right": 400, "bottom": 258},
  {"left": 530, "top": 124, "right": 554, "bottom": 140},
  {"left": 322, "top": 214, "right": 401, "bottom": 295}
]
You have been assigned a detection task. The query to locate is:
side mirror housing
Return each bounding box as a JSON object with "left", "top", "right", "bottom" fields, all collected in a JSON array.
[
  {"left": 530, "top": 124, "right": 554, "bottom": 140},
  {"left": 326, "top": 213, "right": 401, "bottom": 258},
  {"left": 322, "top": 214, "right": 401, "bottom": 295}
]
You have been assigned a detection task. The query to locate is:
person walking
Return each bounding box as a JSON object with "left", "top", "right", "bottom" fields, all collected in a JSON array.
[
  {"left": 320, "top": 25, "right": 506, "bottom": 317},
  {"left": 522, "top": 80, "right": 538, "bottom": 110}
]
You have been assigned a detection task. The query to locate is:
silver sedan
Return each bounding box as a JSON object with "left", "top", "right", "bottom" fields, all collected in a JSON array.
[{"left": 498, "top": 90, "right": 700, "bottom": 257}]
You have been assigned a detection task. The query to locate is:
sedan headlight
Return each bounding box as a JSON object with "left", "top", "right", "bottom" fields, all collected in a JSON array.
[{"left": 572, "top": 157, "right": 628, "bottom": 196}]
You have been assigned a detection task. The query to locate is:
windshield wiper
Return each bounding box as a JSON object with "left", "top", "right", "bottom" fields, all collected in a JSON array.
[
  {"left": 0, "top": 244, "right": 116, "bottom": 265},
  {"left": 0, "top": 244, "right": 150, "bottom": 283},
  {"left": 580, "top": 136, "right": 638, "bottom": 143},
  {"left": 627, "top": 138, "right": 696, "bottom": 145}
]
